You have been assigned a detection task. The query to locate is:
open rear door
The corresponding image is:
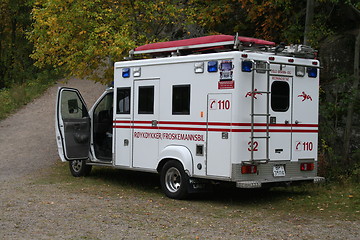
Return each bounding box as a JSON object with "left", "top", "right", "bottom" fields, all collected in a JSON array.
[{"left": 56, "top": 87, "right": 90, "bottom": 161}]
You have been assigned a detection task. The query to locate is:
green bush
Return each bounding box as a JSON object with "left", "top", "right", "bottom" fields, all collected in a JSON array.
[{"left": 0, "top": 70, "right": 62, "bottom": 121}]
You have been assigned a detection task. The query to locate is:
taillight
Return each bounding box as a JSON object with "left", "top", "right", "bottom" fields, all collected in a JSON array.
[
  {"left": 241, "top": 165, "right": 257, "bottom": 174},
  {"left": 300, "top": 163, "right": 314, "bottom": 171}
]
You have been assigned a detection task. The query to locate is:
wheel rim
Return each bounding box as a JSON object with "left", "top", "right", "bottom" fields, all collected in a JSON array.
[
  {"left": 71, "top": 160, "right": 82, "bottom": 173},
  {"left": 165, "top": 167, "right": 182, "bottom": 193}
]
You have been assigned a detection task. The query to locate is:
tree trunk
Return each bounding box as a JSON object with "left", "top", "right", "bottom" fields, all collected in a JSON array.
[
  {"left": 304, "top": 0, "right": 314, "bottom": 45},
  {"left": 342, "top": 28, "right": 360, "bottom": 165}
]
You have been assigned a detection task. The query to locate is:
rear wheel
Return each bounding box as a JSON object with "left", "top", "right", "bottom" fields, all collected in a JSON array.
[
  {"left": 160, "top": 160, "right": 189, "bottom": 199},
  {"left": 69, "top": 160, "right": 92, "bottom": 177}
]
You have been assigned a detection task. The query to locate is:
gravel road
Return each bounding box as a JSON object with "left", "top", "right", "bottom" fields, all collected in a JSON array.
[{"left": 0, "top": 78, "right": 359, "bottom": 239}]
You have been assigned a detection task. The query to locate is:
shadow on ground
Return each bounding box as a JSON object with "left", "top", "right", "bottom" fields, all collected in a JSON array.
[{"left": 85, "top": 166, "right": 310, "bottom": 205}]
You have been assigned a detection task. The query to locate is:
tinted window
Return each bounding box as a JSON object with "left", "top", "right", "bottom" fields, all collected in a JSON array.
[
  {"left": 172, "top": 85, "right": 190, "bottom": 115},
  {"left": 60, "top": 90, "right": 88, "bottom": 119},
  {"left": 117, "top": 88, "right": 130, "bottom": 114},
  {"left": 95, "top": 92, "right": 113, "bottom": 116},
  {"left": 271, "top": 81, "right": 290, "bottom": 112},
  {"left": 138, "top": 86, "right": 154, "bottom": 114}
]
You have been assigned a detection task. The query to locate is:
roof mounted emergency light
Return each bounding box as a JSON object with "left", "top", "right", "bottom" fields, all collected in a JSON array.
[
  {"left": 307, "top": 67, "right": 317, "bottom": 78},
  {"left": 296, "top": 66, "right": 305, "bottom": 77},
  {"left": 122, "top": 68, "right": 130, "bottom": 78},
  {"left": 194, "top": 62, "right": 204, "bottom": 73},
  {"left": 255, "top": 61, "right": 267, "bottom": 74},
  {"left": 133, "top": 67, "right": 141, "bottom": 77},
  {"left": 242, "top": 61, "right": 252, "bottom": 72},
  {"left": 208, "top": 61, "right": 218, "bottom": 72}
]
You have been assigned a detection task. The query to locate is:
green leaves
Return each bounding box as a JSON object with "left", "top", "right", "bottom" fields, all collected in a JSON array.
[{"left": 29, "top": 0, "right": 196, "bottom": 82}]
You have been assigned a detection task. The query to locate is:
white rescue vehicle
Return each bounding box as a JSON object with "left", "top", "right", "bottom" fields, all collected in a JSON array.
[{"left": 56, "top": 35, "right": 324, "bottom": 199}]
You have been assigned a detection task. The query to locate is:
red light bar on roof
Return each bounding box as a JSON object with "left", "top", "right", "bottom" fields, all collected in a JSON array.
[{"left": 134, "top": 35, "right": 275, "bottom": 55}]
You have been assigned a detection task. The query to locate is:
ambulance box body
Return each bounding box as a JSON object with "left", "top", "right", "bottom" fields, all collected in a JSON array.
[{"left": 56, "top": 35, "right": 323, "bottom": 199}]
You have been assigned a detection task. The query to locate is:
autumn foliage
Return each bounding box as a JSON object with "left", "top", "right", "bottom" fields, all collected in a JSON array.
[
  {"left": 28, "top": 0, "right": 359, "bottom": 82},
  {"left": 29, "top": 0, "right": 197, "bottom": 82}
]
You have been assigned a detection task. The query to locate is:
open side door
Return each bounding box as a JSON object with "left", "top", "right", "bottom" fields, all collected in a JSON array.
[{"left": 56, "top": 87, "right": 90, "bottom": 161}]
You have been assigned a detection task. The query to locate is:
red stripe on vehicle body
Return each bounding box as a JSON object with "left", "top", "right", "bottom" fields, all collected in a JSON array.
[
  {"left": 113, "top": 120, "right": 318, "bottom": 133},
  {"left": 114, "top": 120, "right": 317, "bottom": 127}
]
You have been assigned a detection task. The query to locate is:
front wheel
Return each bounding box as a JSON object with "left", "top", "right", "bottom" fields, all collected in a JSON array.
[
  {"left": 160, "top": 160, "right": 189, "bottom": 199},
  {"left": 69, "top": 160, "right": 92, "bottom": 177}
]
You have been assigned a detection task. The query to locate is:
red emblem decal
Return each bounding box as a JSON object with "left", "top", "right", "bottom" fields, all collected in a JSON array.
[
  {"left": 245, "top": 89, "right": 262, "bottom": 99},
  {"left": 298, "top": 91, "right": 312, "bottom": 101}
]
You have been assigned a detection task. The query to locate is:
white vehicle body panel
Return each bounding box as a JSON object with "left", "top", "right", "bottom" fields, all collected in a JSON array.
[{"left": 56, "top": 47, "right": 322, "bottom": 187}]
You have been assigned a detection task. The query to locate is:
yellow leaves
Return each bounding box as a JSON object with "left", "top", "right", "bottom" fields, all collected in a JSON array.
[{"left": 29, "top": 0, "right": 194, "bottom": 82}]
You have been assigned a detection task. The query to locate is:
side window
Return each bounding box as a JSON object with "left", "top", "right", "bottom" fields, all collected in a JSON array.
[
  {"left": 138, "top": 86, "right": 154, "bottom": 114},
  {"left": 117, "top": 88, "right": 131, "bottom": 114},
  {"left": 94, "top": 92, "right": 113, "bottom": 118},
  {"left": 271, "top": 81, "right": 290, "bottom": 112},
  {"left": 61, "top": 90, "right": 87, "bottom": 119},
  {"left": 172, "top": 85, "right": 190, "bottom": 115}
]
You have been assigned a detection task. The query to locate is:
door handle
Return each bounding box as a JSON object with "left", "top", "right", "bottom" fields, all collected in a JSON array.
[
  {"left": 295, "top": 120, "right": 301, "bottom": 124},
  {"left": 275, "top": 149, "right": 283, "bottom": 153},
  {"left": 152, "top": 120, "right": 158, "bottom": 127}
]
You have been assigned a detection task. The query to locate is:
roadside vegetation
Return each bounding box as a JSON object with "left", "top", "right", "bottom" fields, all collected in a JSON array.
[
  {"left": 0, "top": 1, "right": 61, "bottom": 120},
  {"left": 0, "top": 70, "right": 60, "bottom": 120}
]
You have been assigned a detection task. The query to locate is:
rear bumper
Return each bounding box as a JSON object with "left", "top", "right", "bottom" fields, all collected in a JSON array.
[
  {"left": 232, "top": 160, "right": 323, "bottom": 188},
  {"left": 236, "top": 176, "right": 325, "bottom": 188}
]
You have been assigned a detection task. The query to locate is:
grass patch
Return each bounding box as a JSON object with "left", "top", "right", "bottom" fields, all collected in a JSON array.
[
  {"left": 203, "top": 182, "right": 360, "bottom": 220},
  {"left": 37, "top": 161, "right": 360, "bottom": 221},
  {"left": 0, "top": 70, "right": 60, "bottom": 120}
]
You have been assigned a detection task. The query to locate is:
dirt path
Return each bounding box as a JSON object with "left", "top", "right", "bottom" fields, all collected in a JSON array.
[
  {"left": 0, "top": 78, "right": 104, "bottom": 182},
  {"left": 0, "top": 78, "right": 359, "bottom": 239}
]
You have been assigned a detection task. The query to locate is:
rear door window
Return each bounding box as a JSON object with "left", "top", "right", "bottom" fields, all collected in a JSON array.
[{"left": 271, "top": 81, "right": 290, "bottom": 112}]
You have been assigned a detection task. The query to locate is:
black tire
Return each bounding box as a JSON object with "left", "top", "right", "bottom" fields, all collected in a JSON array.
[
  {"left": 69, "top": 160, "right": 92, "bottom": 177},
  {"left": 160, "top": 160, "right": 189, "bottom": 199}
]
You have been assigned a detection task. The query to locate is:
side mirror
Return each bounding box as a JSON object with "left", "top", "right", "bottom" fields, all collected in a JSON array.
[{"left": 68, "top": 99, "right": 79, "bottom": 114}]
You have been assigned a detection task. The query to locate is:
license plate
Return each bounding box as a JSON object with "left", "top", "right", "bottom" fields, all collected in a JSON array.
[{"left": 273, "top": 165, "right": 286, "bottom": 177}]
